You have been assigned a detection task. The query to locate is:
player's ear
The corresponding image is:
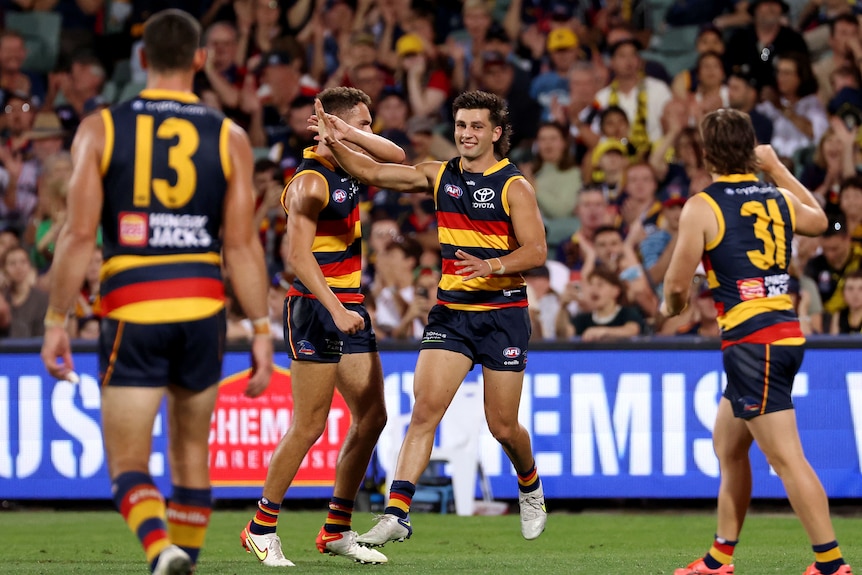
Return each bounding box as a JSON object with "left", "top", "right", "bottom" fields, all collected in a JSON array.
[
  {"left": 492, "top": 125, "right": 502, "bottom": 143},
  {"left": 192, "top": 47, "right": 207, "bottom": 72}
]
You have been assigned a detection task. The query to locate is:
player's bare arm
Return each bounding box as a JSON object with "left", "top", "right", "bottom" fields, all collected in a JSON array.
[
  {"left": 755, "top": 144, "right": 828, "bottom": 237},
  {"left": 315, "top": 98, "right": 437, "bottom": 191},
  {"left": 283, "top": 172, "right": 365, "bottom": 335},
  {"left": 41, "top": 112, "right": 105, "bottom": 380},
  {"left": 456, "top": 177, "right": 547, "bottom": 281},
  {"left": 308, "top": 110, "right": 406, "bottom": 164},
  {"left": 222, "top": 121, "right": 274, "bottom": 397},
  {"left": 662, "top": 196, "right": 711, "bottom": 317}
]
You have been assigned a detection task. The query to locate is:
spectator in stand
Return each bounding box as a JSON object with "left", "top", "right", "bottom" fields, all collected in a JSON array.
[
  {"left": 392, "top": 264, "right": 440, "bottom": 339},
  {"left": 756, "top": 52, "right": 828, "bottom": 162},
  {"left": 365, "top": 217, "right": 400, "bottom": 284},
  {"left": 830, "top": 270, "right": 862, "bottom": 334},
  {"left": 475, "top": 50, "right": 540, "bottom": 158},
  {"left": 521, "top": 122, "right": 582, "bottom": 247},
  {"left": 798, "top": 0, "right": 862, "bottom": 59},
  {"left": 247, "top": 50, "right": 304, "bottom": 148},
  {"left": 813, "top": 14, "right": 860, "bottom": 105},
  {"left": 724, "top": 0, "right": 810, "bottom": 91},
  {"left": 727, "top": 65, "right": 775, "bottom": 145},
  {"left": 524, "top": 264, "right": 562, "bottom": 341},
  {"left": 235, "top": 0, "right": 287, "bottom": 68},
  {"left": 530, "top": 27, "right": 583, "bottom": 122},
  {"left": 556, "top": 188, "right": 613, "bottom": 271},
  {"left": 666, "top": 280, "right": 721, "bottom": 338},
  {"left": 374, "top": 87, "right": 410, "bottom": 135},
  {"left": 0, "top": 94, "right": 39, "bottom": 233},
  {"left": 595, "top": 39, "right": 672, "bottom": 159},
  {"left": 26, "top": 153, "right": 72, "bottom": 275},
  {"left": 557, "top": 265, "right": 645, "bottom": 341},
  {"left": 640, "top": 194, "right": 685, "bottom": 298},
  {"left": 252, "top": 158, "right": 286, "bottom": 274},
  {"left": 323, "top": 32, "right": 386, "bottom": 93},
  {"left": 581, "top": 225, "right": 657, "bottom": 320},
  {"left": 51, "top": 53, "right": 106, "bottom": 138},
  {"left": 1, "top": 90, "right": 35, "bottom": 154},
  {"left": 371, "top": 234, "right": 422, "bottom": 340},
  {"left": 838, "top": 176, "right": 862, "bottom": 244},
  {"left": 554, "top": 62, "right": 602, "bottom": 163},
  {"left": 0, "top": 31, "right": 45, "bottom": 105},
  {"left": 805, "top": 213, "right": 862, "bottom": 315},
  {"left": 393, "top": 33, "right": 451, "bottom": 120},
  {"left": 446, "top": 0, "right": 495, "bottom": 92},
  {"left": 671, "top": 24, "right": 727, "bottom": 101},
  {"left": 588, "top": 138, "right": 628, "bottom": 202},
  {"left": 799, "top": 120, "right": 858, "bottom": 211},
  {"left": 0, "top": 245, "right": 47, "bottom": 339},
  {"left": 199, "top": 21, "right": 245, "bottom": 117},
  {"left": 617, "top": 161, "right": 662, "bottom": 242},
  {"left": 688, "top": 51, "right": 729, "bottom": 119},
  {"left": 650, "top": 105, "right": 709, "bottom": 200},
  {"left": 277, "top": 95, "right": 317, "bottom": 178}
]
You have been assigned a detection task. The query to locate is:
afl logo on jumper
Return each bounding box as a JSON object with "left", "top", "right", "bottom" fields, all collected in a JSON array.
[
  {"left": 445, "top": 184, "right": 463, "bottom": 199},
  {"left": 332, "top": 189, "right": 347, "bottom": 203},
  {"left": 473, "top": 188, "right": 495, "bottom": 208},
  {"left": 502, "top": 346, "right": 521, "bottom": 358}
]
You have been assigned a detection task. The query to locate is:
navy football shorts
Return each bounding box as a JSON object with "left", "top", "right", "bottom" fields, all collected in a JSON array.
[
  {"left": 420, "top": 305, "right": 530, "bottom": 371},
  {"left": 722, "top": 342, "right": 803, "bottom": 419},
  {"left": 99, "top": 310, "right": 226, "bottom": 390},
  {"left": 283, "top": 295, "right": 377, "bottom": 363}
]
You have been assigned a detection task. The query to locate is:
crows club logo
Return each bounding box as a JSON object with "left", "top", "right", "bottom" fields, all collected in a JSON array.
[
  {"left": 332, "top": 189, "right": 347, "bottom": 203},
  {"left": 297, "top": 340, "right": 316, "bottom": 356},
  {"left": 503, "top": 346, "right": 521, "bottom": 358},
  {"left": 445, "top": 184, "right": 463, "bottom": 198}
]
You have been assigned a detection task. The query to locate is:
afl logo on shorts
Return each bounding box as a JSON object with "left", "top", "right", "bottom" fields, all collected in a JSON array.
[
  {"left": 445, "top": 184, "right": 463, "bottom": 198},
  {"left": 332, "top": 189, "right": 347, "bottom": 203},
  {"left": 502, "top": 346, "right": 521, "bottom": 358}
]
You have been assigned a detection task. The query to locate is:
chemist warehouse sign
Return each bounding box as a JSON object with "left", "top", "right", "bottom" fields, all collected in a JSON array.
[{"left": 1, "top": 346, "right": 862, "bottom": 500}]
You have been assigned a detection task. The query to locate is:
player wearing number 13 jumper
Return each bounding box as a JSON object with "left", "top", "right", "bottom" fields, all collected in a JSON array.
[
  {"left": 41, "top": 9, "right": 275, "bottom": 575},
  {"left": 663, "top": 108, "right": 852, "bottom": 575}
]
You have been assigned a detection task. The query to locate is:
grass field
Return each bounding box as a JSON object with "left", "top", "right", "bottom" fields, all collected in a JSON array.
[{"left": 1, "top": 505, "right": 861, "bottom": 574}]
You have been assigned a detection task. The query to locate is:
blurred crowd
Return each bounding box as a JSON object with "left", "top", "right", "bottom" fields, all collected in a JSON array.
[{"left": 1, "top": 0, "right": 862, "bottom": 343}]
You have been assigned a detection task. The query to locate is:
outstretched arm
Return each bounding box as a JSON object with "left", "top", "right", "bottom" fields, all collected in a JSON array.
[
  {"left": 309, "top": 111, "right": 406, "bottom": 164},
  {"left": 315, "top": 98, "right": 436, "bottom": 191}
]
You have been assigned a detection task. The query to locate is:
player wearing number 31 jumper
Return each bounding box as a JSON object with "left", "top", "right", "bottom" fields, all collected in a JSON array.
[{"left": 663, "top": 108, "right": 852, "bottom": 575}]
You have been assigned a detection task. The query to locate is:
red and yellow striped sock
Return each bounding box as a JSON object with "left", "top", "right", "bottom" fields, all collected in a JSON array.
[
  {"left": 112, "top": 471, "right": 171, "bottom": 571},
  {"left": 249, "top": 497, "right": 280, "bottom": 535},
  {"left": 323, "top": 497, "right": 353, "bottom": 534},
  {"left": 167, "top": 486, "right": 212, "bottom": 566},
  {"left": 704, "top": 536, "right": 737, "bottom": 568},
  {"left": 517, "top": 462, "right": 540, "bottom": 493},
  {"left": 384, "top": 480, "right": 415, "bottom": 519}
]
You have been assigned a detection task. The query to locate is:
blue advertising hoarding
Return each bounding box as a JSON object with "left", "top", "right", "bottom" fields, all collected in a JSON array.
[{"left": 1, "top": 343, "right": 861, "bottom": 500}]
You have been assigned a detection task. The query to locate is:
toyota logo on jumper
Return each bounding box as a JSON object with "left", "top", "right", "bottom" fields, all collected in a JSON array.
[{"left": 472, "top": 188, "right": 496, "bottom": 208}]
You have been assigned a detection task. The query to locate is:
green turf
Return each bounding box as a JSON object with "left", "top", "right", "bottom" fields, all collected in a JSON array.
[{"left": 0, "top": 506, "right": 859, "bottom": 574}]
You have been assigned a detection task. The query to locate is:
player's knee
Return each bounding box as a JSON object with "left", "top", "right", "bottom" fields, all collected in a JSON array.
[{"left": 487, "top": 419, "right": 520, "bottom": 447}]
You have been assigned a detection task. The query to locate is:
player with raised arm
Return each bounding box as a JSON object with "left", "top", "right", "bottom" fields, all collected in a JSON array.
[
  {"left": 664, "top": 108, "right": 852, "bottom": 575},
  {"left": 40, "top": 9, "right": 274, "bottom": 575},
  {"left": 315, "top": 90, "right": 549, "bottom": 547},
  {"left": 240, "top": 86, "right": 405, "bottom": 566}
]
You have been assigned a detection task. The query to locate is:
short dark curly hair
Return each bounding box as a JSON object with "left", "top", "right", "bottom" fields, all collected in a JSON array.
[{"left": 452, "top": 90, "right": 512, "bottom": 158}]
